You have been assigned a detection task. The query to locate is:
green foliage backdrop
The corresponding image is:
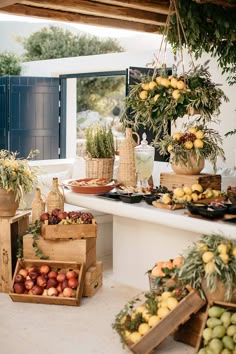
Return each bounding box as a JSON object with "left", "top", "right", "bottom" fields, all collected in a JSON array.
[{"left": 0, "top": 52, "right": 21, "bottom": 75}]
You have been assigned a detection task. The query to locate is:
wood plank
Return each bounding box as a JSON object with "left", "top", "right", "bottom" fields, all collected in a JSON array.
[
  {"left": 0, "top": 1, "right": 20, "bottom": 8},
  {"left": 21, "top": 0, "right": 167, "bottom": 25},
  {"left": 0, "top": 4, "right": 161, "bottom": 32},
  {"left": 41, "top": 223, "right": 97, "bottom": 240}
]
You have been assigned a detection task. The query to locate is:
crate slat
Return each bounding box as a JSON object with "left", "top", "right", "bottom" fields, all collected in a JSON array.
[
  {"left": 160, "top": 173, "right": 221, "bottom": 191},
  {"left": 83, "top": 261, "right": 103, "bottom": 297},
  {"left": 41, "top": 223, "right": 97, "bottom": 240}
]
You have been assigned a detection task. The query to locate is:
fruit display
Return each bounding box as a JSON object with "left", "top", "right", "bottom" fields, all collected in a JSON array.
[
  {"left": 40, "top": 208, "right": 94, "bottom": 225},
  {"left": 198, "top": 305, "right": 236, "bottom": 354},
  {"left": 12, "top": 262, "right": 80, "bottom": 298},
  {"left": 176, "top": 234, "right": 236, "bottom": 302},
  {"left": 227, "top": 186, "right": 236, "bottom": 204}
]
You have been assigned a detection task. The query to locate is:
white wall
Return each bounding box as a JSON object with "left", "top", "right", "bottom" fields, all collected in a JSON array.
[{"left": 22, "top": 50, "right": 236, "bottom": 168}]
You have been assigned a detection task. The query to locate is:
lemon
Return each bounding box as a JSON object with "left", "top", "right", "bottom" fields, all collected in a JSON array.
[
  {"left": 141, "top": 83, "right": 150, "bottom": 90},
  {"left": 204, "top": 261, "right": 216, "bottom": 274},
  {"left": 156, "top": 76, "right": 162, "bottom": 84},
  {"left": 161, "top": 291, "right": 172, "bottom": 300},
  {"left": 183, "top": 186, "right": 192, "bottom": 195},
  {"left": 136, "top": 305, "right": 146, "bottom": 314},
  {"left": 138, "top": 323, "right": 150, "bottom": 336},
  {"left": 173, "top": 132, "right": 182, "bottom": 141},
  {"left": 148, "top": 81, "right": 157, "bottom": 90},
  {"left": 188, "top": 127, "right": 197, "bottom": 134},
  {"left": 217, "top": 244, "right": 228, "bottom": 254},
  {"left": 195, "top": 130, "right": 204, "bottom": 139},
  {"left": 161, "top": 194, "right": 172, "bottom": 205},
  {"left": 124, "top": 330, "right": 131, "bottom": 339},
  {"left": 148, "top": 315, "right": 161, "bottom": 328},
  {"left": 232, "top": 247, "right": 236, "bottom": 256},
  {"left": 142, "top": 309, "right": 151, "bottom": 321},
  {"left": 129, "top": 331, "right": 142, "bottom": 344},
  {"left": 170, "top": 77, "right": 178, "bottom": 88},
  {"left": 182, "top": 194, "right": 192, "bottom": 202},
  {"left": 172, "top": 89, "right": 181, "bottom": 100},
  {"left": 184, "top": 141, "right": 193, "bottom": 149},
  {"left": 196, "top": 241, "right": 208, "bottom": 252},
  {"left": 160, "top": 77, "right": 171, "bottom": 87},
  {"left": 153, "top": 94, "right": 160, "bottom": 102},
  {"left": 202, "top": 251, "right": 215, "bottom": 263},
  {"left": 173, "top": 187, "right": 185, "bottom": 198},
  {"left": 157, "top": 306, "right": 170, "bottom": 319},
  {"left": 167, "top": 297, "right": 179, "bottom": 311},
  {"left": 219, "top": 253, "right": 229, "bottom": 264},
  {"left": 176, "top": 80, "right": 186, "bottom": 90},
  {"left": 212, "top": 190, "right": 221, "bottom": 197},
  {"left": 191, "top": 192, "right": 199, "bottom": 202},
  {"left": 192, "top": 183, "right": 203, "bottom": 193},
  {"left": 167, "top": 144, "right": 173, "bottom": 152},
  {"left": 194, "top": 139, "right": 204, "bottom": 149},
  {"left": 139, "top": 90, "right": 148, "bottom": 100}
]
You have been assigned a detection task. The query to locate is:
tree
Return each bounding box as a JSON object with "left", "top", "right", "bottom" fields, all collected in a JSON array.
[
  {"left": 21, "top": 26, "right": 124, "bottom": 61},
  {"left": 0, "top": 52, "right": 21, "bottom": 75}
]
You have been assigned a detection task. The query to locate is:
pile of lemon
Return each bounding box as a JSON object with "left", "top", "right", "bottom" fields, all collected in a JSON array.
[
  {"left": 160, "top": 183, "right": 222, "bottom": 205},
  {"left": 123, "top": 290, "right": 180, "bottom": 344}
]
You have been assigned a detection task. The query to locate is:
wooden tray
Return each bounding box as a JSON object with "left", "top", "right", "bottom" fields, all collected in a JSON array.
[
  {"left": 41, "top": 222, "right": 97, "bottom": 240},
  {"left": 152, "top": 201, "right": 185, "bottom": 210},
  {"left": 9, "top": 259, "right": 85, "bottom": 306}
]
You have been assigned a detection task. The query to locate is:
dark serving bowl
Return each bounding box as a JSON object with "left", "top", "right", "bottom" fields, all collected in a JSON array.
[
  {"left": 186, "top": 203, "right": 208, "bottom": 216},
  {"left": 226, "top": 204, "right": 236, "bottom": 215},
  {"left": 143, "top": 194, "right": 158, "bottom": 205},
  {"left": 198, "top": 206, "right": 227, "bottom": 219},
  {"left": 119, "top": 193, "right": 143, "bottom": 204}
]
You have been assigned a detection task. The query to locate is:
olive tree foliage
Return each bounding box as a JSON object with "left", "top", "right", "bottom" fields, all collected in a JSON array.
[
  {"left": 0, "top": 52, "right": 22, "bottom": 75},
  {"left": 21, "top": 26, "right": 125, "bottom": 114}
]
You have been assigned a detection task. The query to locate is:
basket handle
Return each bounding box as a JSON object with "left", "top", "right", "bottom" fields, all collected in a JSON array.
[{"left": 132, "top": 131, "right": 140, "bottom": 145}]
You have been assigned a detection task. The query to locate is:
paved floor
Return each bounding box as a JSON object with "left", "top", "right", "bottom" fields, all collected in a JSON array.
[{"left": 0, "top": 256, "right": 194, "bottom": 354}]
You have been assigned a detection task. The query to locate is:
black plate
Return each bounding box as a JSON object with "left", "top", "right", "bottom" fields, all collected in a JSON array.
[
  {"left": 226, "top": 204, "right": 236, "bottom": 215},
  {"left": 186, "top": 203, "right": 207, "bottom": 215},
  {"left": 198, "top": 207, "right": 227, "bottom": 219},
  {"left": 143, "top": 194, "right": 158, "bottom": 205},
  {"left": 119, "top": 194, "right": 143, "bottom": 204},
  {"left": 97, "top": 192, "right": 121, "bottom": 201}
]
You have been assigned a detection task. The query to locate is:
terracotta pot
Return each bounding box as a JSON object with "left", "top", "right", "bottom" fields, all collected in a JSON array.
[
  {"left": 171, "top": 156, "right": 205, "bottom": 175},
  {"left": 0, "top": 189, "right": 19, "bottom": 217},
  {"left": 201, "top": 279, "right": 236, "bottom": 304}
]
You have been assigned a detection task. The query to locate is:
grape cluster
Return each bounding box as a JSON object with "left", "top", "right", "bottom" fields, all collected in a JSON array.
[
  {"left": 80, "top": 212, "right": 94, "bottom": 224},
  {"left": 179, "top": 132, "right": 196, "bottom": 143},
  {"left": 40, "top": 209, "right": 94, "bottom": 225}
]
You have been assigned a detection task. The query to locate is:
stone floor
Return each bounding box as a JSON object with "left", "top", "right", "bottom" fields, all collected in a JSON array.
[{"left": 0, "top": 255, "right": 194, "bottom": 354}]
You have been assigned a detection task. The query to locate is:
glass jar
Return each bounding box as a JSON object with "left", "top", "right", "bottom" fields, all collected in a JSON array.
[{"left": 134, "top": 133, "right": 154, "bottom": 188}]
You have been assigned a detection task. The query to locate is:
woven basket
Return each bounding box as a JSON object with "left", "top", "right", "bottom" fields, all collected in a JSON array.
[{"left": 86, "top": 157, "right": 114, "bottom": 180}]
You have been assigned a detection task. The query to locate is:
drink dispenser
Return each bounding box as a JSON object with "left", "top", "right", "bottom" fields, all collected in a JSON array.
[{"left": 134, "top": 133, "right": 155, "bottom": 188}]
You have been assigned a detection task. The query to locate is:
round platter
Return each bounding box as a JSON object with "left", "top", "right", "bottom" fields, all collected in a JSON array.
[{"left": 63, "top": 178, "right": 118, "bottom": 194}]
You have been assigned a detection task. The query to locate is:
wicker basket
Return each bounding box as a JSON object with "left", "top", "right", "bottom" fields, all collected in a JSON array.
[{"left": 86, "top": 157, "right": 114, "bottom": 180}]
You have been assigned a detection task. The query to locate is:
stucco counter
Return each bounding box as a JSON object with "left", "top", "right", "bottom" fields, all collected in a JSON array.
[{"left": 65, "top": 191, "right": 236, "bottom": 289}]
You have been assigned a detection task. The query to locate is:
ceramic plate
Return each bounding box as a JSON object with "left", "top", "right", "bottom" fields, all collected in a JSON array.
[{"left": 63, "top": 178, "right": 118, "bottom": 194}]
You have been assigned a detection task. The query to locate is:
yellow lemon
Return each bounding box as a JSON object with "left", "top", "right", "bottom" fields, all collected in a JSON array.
[
  {"left": 202, "top": 251, "right": 215, "bottom": 263},
  {"left": 153, "top": 94, "right": 160, "bottom": 102},
  {"left": 129, "top": 331, "right": 142, "bottom": 344},
  {"left": 192, "top": 183, "right": 203, "bottom": 193},
  {"left": 173, "top": 132, "right": 182, "bottom": 141},
  {"left": 142, "top": 309, "right": 151, "bottom": 322},
  {"left": 183, "top": 194, "right": 192, "bottom": 202},
  {"left": 170, "top": 77, "right": 178, "bottom": 88},
  {"left": 204, "top": 261, "right": 216, "bottom": 274},
  {"left": 196, "top": 241, "right": 208, "bottom": 253},
  {"left": 167, "top": 297, "right": 179, "bottom": 311},
  {"left": 124, "top": 330, "right": 131, "bottom": 340},
  {"left": 195, "top": 130, "right": 204, "bottom": 139},
  {"left": 160, "top": 77, "right": 171, "bottom": 87},
  {"left": 138, "top": 323, "right": 150, "bottom": 336},
  {"left": 174, "top": 187, "right": 185, "bottom": 198},
  {"left": 161, "top": 194, "right": 172, "bottom": 205},
  {"left": 183, "top": 186, "right": 192, "bottom": 195},
  {"left": 176, "top": 80, "right": 186, "bottom": 90},
  {"left": 148, "top": 81, "right": 157, "bottom": 90},
  {"left": 139, "top": 90, "right": 148, "bottom": 100},
  {"left": 172, "top": 89, "right": 181, "bottom": 100},
  {"left": 191, "top": 192, "right": 199, "bottom": 202},
  {"left": 136, "top": 305, "right": 146, "bottom": 314},
  {"left": 184, "top": 141, "right": 193, "bottom": 149},
  {"left": 194, "top": 139, "right": 204, "bottom": 149},
  {"left": 156, "top": 76, "right": 162, "bottom": 84},
  {"left": 188, "top": 127, "right": 197, "bottom": 134},
  {"left": 141, "top": 83, "right": 150, "bottom": 90},
  {"left": 217, "top": 244, "right": 228, "bottom": 254},
  {"left": 167, "top": 144, "right": 173, "bottom": 153},
  {"left": 148, "top": 315, "right": 161, "bottom": 328},
  {"left": 161, "top": 291, "right": 172, "bottom": 300},
  {"left": 212, "top": 190, "right": 221, "bottom": 197},
  {"left": 219, "top": 253, "right": 229, "bottom": 264},
  {"left": 157, "top": 306, "right": 170, "bottom": 319},
  {"left": 232, "top": 247, "right": 236, "bottom": 256}
]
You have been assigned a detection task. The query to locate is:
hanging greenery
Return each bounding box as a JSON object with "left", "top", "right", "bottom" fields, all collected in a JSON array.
[{"left": 166, "top": 0, "right": 236, "bottom": 85}]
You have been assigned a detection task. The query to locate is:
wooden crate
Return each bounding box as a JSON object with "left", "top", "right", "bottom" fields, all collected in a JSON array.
[
  {"left": 152, "top": 201, "right": 184, "bottom": 210},
  {"left": 0, "top": 211, "right": 30, "bottom": 293},
  {"left": 195, "top": 301, "right": 236, "bottom": 354},
  {"left": 174, "top": 308, "right": 207, "bottom": 348},
  {"left": 23, "top": 234, "right": 96, "bottom": 269},
  {"left": 83, "top": 261, "right": 103, "bottom": 297},
  {"left": 41, "top": 222, "right": 97, "bottom": 240},
  {"left": 9, "top": 259, "right": 85, "bottom": 306},
  {"left": 129, "top": 289, "right": 206, "bottom": 354},
  {"left": 160, "top": 173, "right": 221, "bottom": 191}
]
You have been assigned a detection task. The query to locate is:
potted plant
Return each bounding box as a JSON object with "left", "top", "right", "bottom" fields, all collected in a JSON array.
[
  {"left": 0, "top": 149, "right": 38, "bottom": 216},
  {"left": 121, "top": 63, "right": 228, "bottom": 139},
  {"left": 155, "top": 125, "right": 225, "bottom": 175},
  {"left": 85, "top": 123, "right": 115, "bottom": 180}
]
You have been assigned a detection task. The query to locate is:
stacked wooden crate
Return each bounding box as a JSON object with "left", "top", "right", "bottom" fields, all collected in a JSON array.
[{"left": 23, "top": 221, "right": 102, "bottom": 297}]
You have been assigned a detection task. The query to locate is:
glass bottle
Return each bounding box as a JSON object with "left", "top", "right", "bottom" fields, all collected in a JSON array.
[
  {"left": 46, "top": 177, "right": 64, "bottom": 214},
  {"left": 134, "top": 133, "right": 155, "bottom": 188},
  {"left": 31, "top": 187, "right": 45, "bottom": 223}
]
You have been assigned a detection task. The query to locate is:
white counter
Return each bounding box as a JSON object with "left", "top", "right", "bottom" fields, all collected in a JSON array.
[{"left": 65, "top": 191, "right": 236, "bottom": 289}]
